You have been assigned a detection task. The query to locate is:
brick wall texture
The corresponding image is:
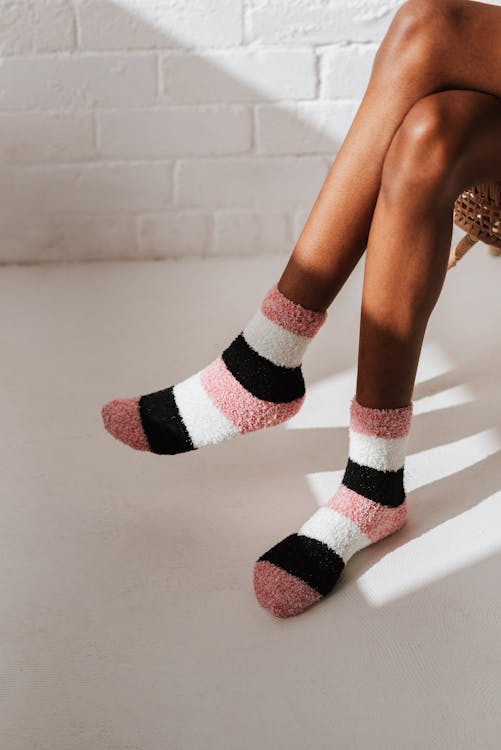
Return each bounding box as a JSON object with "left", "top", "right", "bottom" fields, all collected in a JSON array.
[{"left": 0, "top": 0, "right": 407, "bottom": 262}]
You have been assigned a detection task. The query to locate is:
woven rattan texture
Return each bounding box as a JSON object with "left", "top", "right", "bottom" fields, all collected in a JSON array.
[{"left": 454, "top": 182, "right": 501, "bottom": 250}]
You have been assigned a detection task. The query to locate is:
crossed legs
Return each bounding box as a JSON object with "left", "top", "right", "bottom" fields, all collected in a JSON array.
[
  {"left": 254, "top": 87, "right": 501, "bottom": 617},
  {"left": 278, "top": 0, "right": 501, "bottom": 409},
  {"left": 279, "top": 0, "right": 501, "bottom": 314},
  {"left": 254, "top": 1, "right": 501, "bottom": 615},
  {"left": 103, "top": 0, "right": 501, "bottom": 451},
  {"left": 102, "top": 0, "right": 501, "bottom": 615}
]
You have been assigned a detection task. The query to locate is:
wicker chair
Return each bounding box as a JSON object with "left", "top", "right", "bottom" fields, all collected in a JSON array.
[{"left": 448, "top": 181, "right": 501, "bottom": 269}]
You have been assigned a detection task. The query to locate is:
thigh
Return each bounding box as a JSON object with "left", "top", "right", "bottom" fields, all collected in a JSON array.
[
  {"left": 380, "top": 88, "right": 501, "bottom": 199},
  {"left": 384, "top": 0, "right": 501, "bottom": 99},
  {"left": 449, "top": 1, "right": 501, "bottom": 98},
  {"left": 448, "top": 89, "right": 501, "bottom": 188}
]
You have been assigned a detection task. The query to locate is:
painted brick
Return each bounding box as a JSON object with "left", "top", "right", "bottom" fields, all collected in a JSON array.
[
  {"left": 0, "top": 0, "right": 399, "bottom": 263},
  {"left": 98, "top": 106, "right": 250, "bottom": 157},
  {"left": 77, "top": 0, "right": 242, "bottom": 50},
  {"left": 162, "top": 50, "right": 315, "bottom": 103},
  {"left": 0, "top": 216, "right": 136, "bottom": 263},
  {"left": 138, "top": 212, "right": 211, "bottom": 257},
  {"left": 0, "top": 55, "right": 157, "bottom": 110},
  {"left": 0, "top": 0, "right": 75, "bottom": 55},
  {"left": 0, "top": 164, "right": 173, "bottom": 215},
  {"left": 0, "top": 112, "right": 95, "bottom": 164},
  {"left": 320, "top": 44, "right": 377, "bottom": 99},
  {"left": 247, "top": 0, "right": 402, "bottom": 44},
  {"left": 176, "top": 157, "right": 327, "bottom": 208},
  {"left": 293, "top": 208, "right": 311, "bottom": 243},
  {"left": 213, "top": 210, "right": 290, "bottom": 255},
  {"left": 256, "top": 101, "right": 359, "bottom": 155}
]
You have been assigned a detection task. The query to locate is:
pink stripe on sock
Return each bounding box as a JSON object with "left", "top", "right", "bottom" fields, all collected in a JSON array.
[
  {"left": 327, "top": 485, "right": 407, "bottom": 543},
  {"left": 254, "top": 561, "right": 321, "bottom": 618},
  {"left": 261, "top": 284, "right": 326, "bottom": 339},
  {"left": 200, "top": 357, "right": 303, "bottom": 433},
  {"left": 350, "top": 398, "right": 413, "bottom": 439}
]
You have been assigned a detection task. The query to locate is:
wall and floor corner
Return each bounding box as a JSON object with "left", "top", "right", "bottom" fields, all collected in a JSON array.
[
  {"left": 2, "top": 3, "right": 501, "bottom": 750},
  {"left": 0, "top": 0, "right": 406, "bottom": 263}
]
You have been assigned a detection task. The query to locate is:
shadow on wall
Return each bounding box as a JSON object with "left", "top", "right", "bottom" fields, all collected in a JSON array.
[{"left": 0, "top": 0, "right": 391, "bottom": 263}]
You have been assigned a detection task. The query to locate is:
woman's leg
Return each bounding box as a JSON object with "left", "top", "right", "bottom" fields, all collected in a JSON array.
[
  {"left": 357, "top": 88, "right": 501, "bottom": 408},
  {"left": 103, "top": 0, "right": 501, "bottom": 455},
  {"left": 279, "top": 0, "right": 501, "bottom": 311},
  {"left": 255, "top": 88, "right": 501, "bottom": 618}
]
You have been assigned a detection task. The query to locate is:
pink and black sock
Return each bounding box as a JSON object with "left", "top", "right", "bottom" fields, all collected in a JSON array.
[
  {"left": 101, "top": 285, "right": 326, "bottom": 454},
  {"left": 254, "top": 398, "right": 413, "bottom": 618}
]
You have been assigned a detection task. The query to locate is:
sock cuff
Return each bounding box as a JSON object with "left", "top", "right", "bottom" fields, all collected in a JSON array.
[
  {"left": 350, "top": 398, "right": 413, "bottom": 440},
  {"left": 261, "top": 284, "right": 327, "bottom": 339}
]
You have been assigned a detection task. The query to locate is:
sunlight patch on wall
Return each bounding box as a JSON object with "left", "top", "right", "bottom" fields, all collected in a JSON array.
[{"left": 110, "top": 0, "right": 241, "bottom": 47}]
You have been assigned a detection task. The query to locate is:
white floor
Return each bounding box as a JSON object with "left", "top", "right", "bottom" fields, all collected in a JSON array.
[{"left": 1, "top": 247, "right": 501, "bottom": 750}]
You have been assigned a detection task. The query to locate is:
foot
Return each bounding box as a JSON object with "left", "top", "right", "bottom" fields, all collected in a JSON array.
[
  {"left": 101, "top": 285, "right": 326, "bottom": 455},
  {"left": 254, "top": 399, "right": 413, "bottom": 617}
]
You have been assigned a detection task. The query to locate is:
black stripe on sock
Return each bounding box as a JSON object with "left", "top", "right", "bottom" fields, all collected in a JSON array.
[
  {"left": 139, "top": 387, "right": 194, "bottom": 455},
  {"left": 258, "top": 534, "right": 345, "bottom": 596},
  {"left": 342, "top": 458, "right": 405, "bottom": 507},
  {"left": 222, "top": 334, "right": 305, "bottom": 403}
]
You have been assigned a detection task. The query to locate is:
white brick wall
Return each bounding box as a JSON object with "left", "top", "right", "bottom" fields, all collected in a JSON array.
[
  {"left": 246, "top": 0, "right": 402, "bottom": 44},
  {"left": 0, "top": 0, "right": 404, "bottom": 263},
  {"left": 162, "top": 50, "right": 316, "bottom": 103},
  {"left": 0, "top": 1, "right": 76, "bottom": 55},
  {"left": 97, "top": 106, "right": 252, "bottom": 157}
]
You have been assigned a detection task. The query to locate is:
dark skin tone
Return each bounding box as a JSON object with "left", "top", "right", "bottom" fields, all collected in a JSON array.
[{"left": 275, "top": 0, "right": 501, "bottom": 408}]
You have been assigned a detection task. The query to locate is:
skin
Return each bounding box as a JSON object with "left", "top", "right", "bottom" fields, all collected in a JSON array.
[{"left": 276, "top": 0, "right": 501, "bottom": 408}]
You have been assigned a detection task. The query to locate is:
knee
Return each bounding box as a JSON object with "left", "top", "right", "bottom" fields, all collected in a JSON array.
[
  {"left": 372, "top": 0, "right": 466, "bottom": 84},
  {"left": 380, "top": 93, "right": 467, "bottom": 203}
]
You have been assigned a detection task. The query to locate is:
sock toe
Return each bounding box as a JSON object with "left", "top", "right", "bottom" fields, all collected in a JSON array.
[
  {"left": 253, "top": 560, "right": 321, "bottom": 618},
  {"left": 101, "top": 396, "right": 151, "bottom": 452}
]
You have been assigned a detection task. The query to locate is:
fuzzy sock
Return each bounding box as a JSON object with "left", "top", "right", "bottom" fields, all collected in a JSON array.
[
  {"left": 254, "top": 398, "right": 413, "bottom": 618},
  {"left": 101, "top": 285, "right": 326, "bottom": 454}
]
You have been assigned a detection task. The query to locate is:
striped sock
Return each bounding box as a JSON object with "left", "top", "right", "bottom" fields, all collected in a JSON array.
[
  {"left": 254, "top": 398, "right": 413, "bottom": 618},
  {"left": 101, "top": 285, "right": 326, "bottom": 454}
]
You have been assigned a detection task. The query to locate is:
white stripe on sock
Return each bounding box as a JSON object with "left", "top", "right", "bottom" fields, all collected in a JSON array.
[
  {"left": 173, "top": 372, "right": 239, "bottom": 448},
  {"left": 298, "top": 506, "right": 371, "bottom": 563},
  {"left": 349, "top": 430, "right": 408, "bottom": 472},
  {"left": 242, "top": 309, "right": 310, "bottom": 369}
]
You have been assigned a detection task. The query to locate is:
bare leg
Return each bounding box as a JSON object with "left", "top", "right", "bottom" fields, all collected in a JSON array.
[
  {"left": 103, "top": 1, "right": 501, "bottom": 457},
  {"left": 278, "top": 0, "right": 501, "bottom": 311},
  {"left": 357, "top": 89, "right": 501, "bottom": 408},
  {"left": 254, "top": 88, "right": 501, "bottom": 618}
]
